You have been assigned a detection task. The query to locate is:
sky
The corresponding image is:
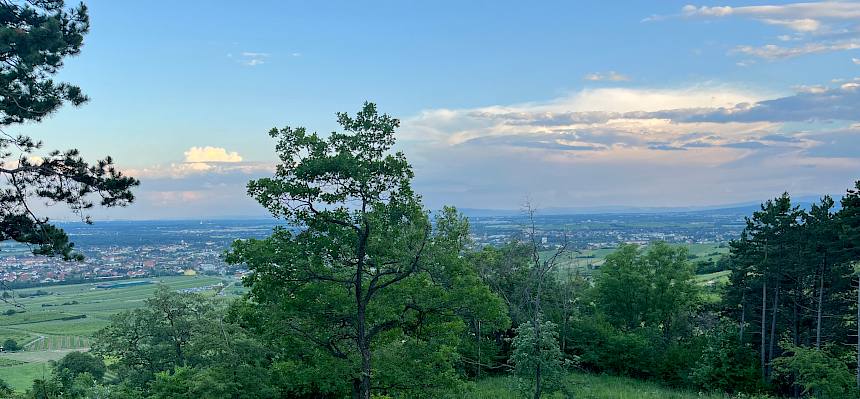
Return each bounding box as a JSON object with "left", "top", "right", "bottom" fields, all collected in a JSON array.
[{"left": 14, "top": 0, "right": 860, "bottom": 219}]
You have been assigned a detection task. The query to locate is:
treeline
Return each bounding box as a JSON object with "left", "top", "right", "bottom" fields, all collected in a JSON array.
[{"left": 718, "top": 186, "right": 860, "bottom": 397}]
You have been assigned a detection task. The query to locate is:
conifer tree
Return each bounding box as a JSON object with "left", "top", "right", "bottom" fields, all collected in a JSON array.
[{"left": 0, "top": 0, "right": 138, "bottom": 260}]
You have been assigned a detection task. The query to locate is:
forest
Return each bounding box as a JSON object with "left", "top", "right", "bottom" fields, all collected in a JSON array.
[{"left": 2, "top": 1, "right": 860, "bottom": 398}]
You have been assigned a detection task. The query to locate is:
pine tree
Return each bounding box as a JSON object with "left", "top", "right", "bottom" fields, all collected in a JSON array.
[{"left": 0, "top": 0, "right": 138, "bottom": 260}]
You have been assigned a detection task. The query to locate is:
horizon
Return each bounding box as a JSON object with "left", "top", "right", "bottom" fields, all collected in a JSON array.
[
  {"left": 45, "top": 192, "right": 843, "bottom": 222},
  {"left": 14, "top": 0, "right": 860, "bottom": 220}
]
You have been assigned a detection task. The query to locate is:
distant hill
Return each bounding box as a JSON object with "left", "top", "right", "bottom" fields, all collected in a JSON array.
[{"left": 459, "top": 194, "right": 839, "bottom": 218}]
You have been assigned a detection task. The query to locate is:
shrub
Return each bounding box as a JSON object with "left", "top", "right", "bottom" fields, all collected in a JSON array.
[
  {"left": 692, "top": 322, "right": 762, "bottom": 394},
  {"left": 772, "top": 342, "right": 858, "bottom": 399},
  {"left": 510, "top": 320, "right": 566, "bottom": 396},
  {"left": 54, "top": 351, "right": 106, "bottom": 381},
  {"left": 567, "top": 316, "right": 654, "bottom": 378},
  {"left": 2, "top": 338, "right": 18, "bottom": 352}
]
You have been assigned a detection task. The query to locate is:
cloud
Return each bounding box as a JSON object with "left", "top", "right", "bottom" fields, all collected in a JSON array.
[
  {"left": 733, "top": 38, "right": 860, "bottom": 59},
  {"left": 184, "top": 146, "right": 243, "bottom": 163},
  {"left": 672, "top": 84, "right": 860, "bottom": 123},
  {"left": 672, "top": 2, "right": 860, "bottom": 61},
  {"left": 402, "top": 85, "right": 781, "bottom": 158},
  {"left": 681, "top": 2, "right": 860, "bottom": 21},
  {"left": 584, "top": 71, "right": 631, "bottom": 82},
  {"left": 760, "top": 18, "right": 820, "bottom": 32},
  {"left": 126, "top": 146, "right": 273, "bottom": 179},
  {"left": 236, "top": 52, "right": 269, "bottom": 66},
  {"left": 398, "top": 83, "right": 858, "bottom": 209}
]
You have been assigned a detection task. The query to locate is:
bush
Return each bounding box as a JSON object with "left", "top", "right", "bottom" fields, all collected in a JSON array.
[
  {"left": 510, "top": 320, "right": 566, "bottom": 396},
  {"left": 692, "top": 322, "right": 762, "bottom": 394},
  {"left": 772, "top": 342, "right": 858, "bottom": 399},
  {"left": 54, "top": 351, "right": 106, "bottom": 381},
  {"left": 567, "top": 316, "right": 654, "bottom": 378},
  {"left": 654, "top": 337, "right": 705, "bottom": 388},
  {"left": 2, "top": 338, "right": 18, "bottom": 352}
]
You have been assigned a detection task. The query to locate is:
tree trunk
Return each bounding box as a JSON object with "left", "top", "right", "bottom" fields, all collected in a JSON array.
[
  {"left": 357, "top": 296, "right": 371, "bottom": 399},
  {"left": 533, "top": 279, "right": 543, "bottom": 399},
  {"left": 761, "top": 280, "right": 767, "bottom": 382},
  {"left": 767, "top": 284, "right": 780, "bottom": 380},
  {"left": 815, "top": 254, "right": 826, "bottom": 349},
  {"left": 476, "top": 319, "right": 481, "bottom": 379},
  {"left": 360, "top": 341, "right": 371, "bottom": 399},
  {"left": 740, "top": 291, "right": 746, "bottom": 344},
  {"left": 356, "top": 221, "right": 371, "bottom": 399},
  {"left": 856, "top": 276, "right": 859, "bottom": 390}
]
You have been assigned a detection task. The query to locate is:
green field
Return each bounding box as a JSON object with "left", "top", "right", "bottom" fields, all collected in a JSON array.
[
  {"left": 0, "top": 275, "right": 239, "bottom": 391},
  {"left": 544, "top": 242, "right": 729, "bottom": 277}
]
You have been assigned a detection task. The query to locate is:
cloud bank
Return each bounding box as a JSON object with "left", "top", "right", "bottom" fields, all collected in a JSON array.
[{"left": 400, "top": 83, "right": 860, "bottom": 209}]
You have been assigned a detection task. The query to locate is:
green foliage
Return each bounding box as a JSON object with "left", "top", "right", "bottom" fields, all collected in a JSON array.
[
  {"left": 567, "top": 243, "right": 707, "bottom": 388},
  {"left": 89, "top": 286, "right": 280, "bottom": 397},
  {"left": 469, "top": 372, "right": 767, "bottom": 399},
  {"left": 567, "top": 316, "right": 654, "bottom": 378},
  {"left": 92, "top": 286, "right": 213, "bottom": 387},
  {"left": 2, "top": 339, "right": 17, "bottom": 352},
  {"left": 721, "top": 187, "right": 860, "bottom": 396},
  {"left": 772, "top": 342, "right": 858, "bottom": 399},
  {"left": 227, "top": 103, "right": 508, "bottom": 398},
  {"left": 692, "top": 322, "right": 762, "bottom": 394},
  {"left": 509, "top": 320, "right": 566, "bottom": 396},
  {"left": 0, "top": 378, "right": 12, "bottom": 398},
  {"left": 595, "top": 242, "right": 699, "bottom": 335},
  {"left": 147, "top": 365, "right": 278, "bottom": 399},
  {"left": 52, "top": 352, "right": 105, "bottom": 381}
]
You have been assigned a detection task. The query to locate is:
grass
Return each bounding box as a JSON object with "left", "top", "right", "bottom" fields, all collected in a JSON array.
[
  {"left": 468, "top": 373, "right": 742, "bottom": 399},
  {"left": 0, "top": 362, "right": 51, "bottom": 392},
  {"left": 696, "top": 270, "right": 731, "bottom": 286}
]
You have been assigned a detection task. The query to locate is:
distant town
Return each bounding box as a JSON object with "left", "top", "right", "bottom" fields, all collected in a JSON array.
[
  {"left": 0, "top": 208, "right": 750, "bottom": 286},
  {"left": 0, "top": 220, "right": 277, "bottom": 286}
]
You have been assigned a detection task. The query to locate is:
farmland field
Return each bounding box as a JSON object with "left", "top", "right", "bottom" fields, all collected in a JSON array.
[
  {"left": 543, "top": 241, "right": 729, "bottom": 277},
  {"left": 0, "top": 275, "right": 240, "bottom": 391}
]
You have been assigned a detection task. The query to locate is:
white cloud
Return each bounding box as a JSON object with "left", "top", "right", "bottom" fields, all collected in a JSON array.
[
  {"left": 583, "top": 71, "right": 631, "bottom": 82},
  {"left": 237, "top": 52, "right": 269, "bottom": 66},
  {"left": 761, "top": 18, "right": 820, "bottom": 32},
  {"left": 184, "top": 146, "right": 243, "bottom": 163},
  {"left": 682, "top": 2, "right": 860, "bottom": 20},
  {"left": 853, "top": 57, "right": 860, "bottom": 65},
  {"left": 733, "top": 39, "right": 860, "bottom": 59},
  {"left": 674, "top": 2, "right": 860, "bottom": 61},
  {"left": 792, "top": 84, "right": 827, "bottom": 94},
  {"left": 682, "top": 5, "right": 733, "bottom": 17},
  {"left": 126, "top": 147, "right": 273, "bottom": 179}
]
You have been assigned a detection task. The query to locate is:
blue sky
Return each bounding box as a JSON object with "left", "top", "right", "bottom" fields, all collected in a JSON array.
[{"left": 15, "top": 1, "right": 860, "bottom": 219}]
